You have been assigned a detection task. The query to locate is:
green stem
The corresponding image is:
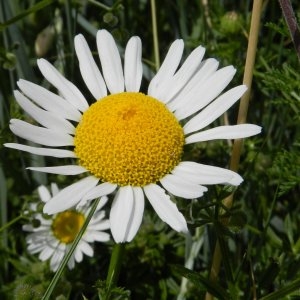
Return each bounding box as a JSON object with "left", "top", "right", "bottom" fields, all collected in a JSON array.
[
  {"left": 42, "top": 197, "right": 100, "bottom": 300},
  {"left": 102, "top": 243, "right": 126, "bottom": 299},
  {"left": 0, "top": 214, "right": 24, "bottom": 233},
  {"left": 150, "top": 0, "right": 160, "bottom": 71}
]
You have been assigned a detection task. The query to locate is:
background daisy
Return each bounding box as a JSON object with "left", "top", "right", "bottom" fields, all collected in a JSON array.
[{"left": 23, "top": 183, "right": 110, "bottom": 272}]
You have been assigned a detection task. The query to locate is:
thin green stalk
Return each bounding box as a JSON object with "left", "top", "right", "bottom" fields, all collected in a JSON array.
[
  {"left": 102, "top": 243, "right": 126, "bottom": 300},
  {"left": 205, "top": 1, "right": 263, "bottom": 299},
  {"left": 42, "top": 197, "right": 100, "bottom": 300},
  {"left": 150, "top": 0, "right": 160, "bottom": 71},
  {"left": 0, "top": 214, "right": 24, "bottom": 233}
]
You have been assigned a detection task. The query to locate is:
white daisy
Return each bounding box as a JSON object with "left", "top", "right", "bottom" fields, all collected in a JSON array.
[
  {"left": 6, "top": 29, "right": 261, "bottom": 243},
  {"left": 23, "top": 183, "right": 110, "bottom": 271}
]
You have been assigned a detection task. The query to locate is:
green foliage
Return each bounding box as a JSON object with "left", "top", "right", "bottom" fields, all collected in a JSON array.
[{"left": 0, "top": 0, "right": 299, "bottom": 299}]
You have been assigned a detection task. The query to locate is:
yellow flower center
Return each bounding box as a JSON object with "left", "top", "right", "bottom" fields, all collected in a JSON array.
[
  {"left": 51, "top": 211, "right": 85, "bottom": 244},
  {"left": 74, "top": 92, "right": 184, "bottom": 186}
]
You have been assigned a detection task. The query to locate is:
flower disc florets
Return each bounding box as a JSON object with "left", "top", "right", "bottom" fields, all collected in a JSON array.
[
  {"left": 51, "top": 211, "right": 85, "bottom": 244},
  {"left": 74, "top": 92, "right": 185, "bottom": 186}
]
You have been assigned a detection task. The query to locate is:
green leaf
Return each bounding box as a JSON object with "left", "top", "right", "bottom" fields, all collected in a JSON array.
[
  {"left": 260, "top": 278, "right": 300, "bottom": 300},
  {"left": 171, "top": 264, "right": 230, "bottom": 300}
]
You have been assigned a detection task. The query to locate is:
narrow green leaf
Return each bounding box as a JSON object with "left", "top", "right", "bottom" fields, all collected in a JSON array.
[
  {"left": 171, "top": 264, "right": 230, "bottom": 300},
  {"left": 0, "top": 0, "right": 55, "bottom": 30},
  {"left": 260, "top": 278, "right": 300, "bottom": 300},
  {"left": 217, "top": 231, "right": 234, "bottom": 283}
]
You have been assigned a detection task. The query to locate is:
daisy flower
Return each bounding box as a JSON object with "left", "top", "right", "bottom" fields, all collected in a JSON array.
[
  {"left": 6, "top": 29, "right": 261, "bottom": 243},
  {"left": 23, "top": 183, "right": 110, "bottom": 271}
]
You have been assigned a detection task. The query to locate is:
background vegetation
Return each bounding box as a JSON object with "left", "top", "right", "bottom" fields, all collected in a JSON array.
[{"left": 0, "top": 0, "right": 299, "bottom": 299}]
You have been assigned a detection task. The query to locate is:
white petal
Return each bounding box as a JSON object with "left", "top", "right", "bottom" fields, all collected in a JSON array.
[
  {"left": 143, "top": 184, "right": 188, "bottom": 233},
  {"left": 38, "top": 185, "right": 51, "bottom": 202},
  {"left": 155, "top": 45, "right": 205, "bottom": 103},
  {"left": 74, "top": 34, "right": 107, "bottom": 100},
  {"left": 95, "top": 196, "right": 109, "bottom": 211},
  {"left": 97, "top": 29, "right": 124, "bottom": 93},
  {"left": 175, "top": 66, "right": 236, "bottom": 120},
  {"left": 184, "top": 85, "right": 247, "bottom": 134},
  {"left": 43, "top": 176, "right": 99, "bottom": 214},
  {"left": 185, "top": 124, "right": 262, "bottom": 144},
  {"left": 75, "top": 247, "right": 83, "bottom": 262},
  {"left": 4, "top": 143, "right": 76, "bottom": 158},
  {"left": 17, "top": 79, "right": 82, "bottom": 122},
  {"left": 14, "top": 90, "right": 75, "bottom": 134},
  {"left": 85, "top": 231, "right": 110, "bottom": 242},
  {"left": 27, "top": 165, "right": 88, "bottom": 175},
  {"left": 124, "top": 36, "right": 143, "bottom": 92},
  {"left": 50, "top": 248, "right": 65, "bottom": 272},
  {"left": 79, "top": 240, "right": 94, "bottom": 257},
  {"left": 39, "top": 246, "right": 55, "bottom": 261},
  {"left": 160, "top": 173, "right": 207, "bottom": 199},
  {"left": 50, "top": 183, "right": 60, "bottom": 196},
  {"left": 148, "top": 39, "right": 184, "bottom": 100},
  {"left": 37, "top": 59, "right": 89, "bottom": 112},
  {"left": 88, "top": 221, "right": 110, "bottom": 232},
  {"left": 109, "top": 186, "right": 136, "bottom": 243},
  {"left": 125, "top": 187, "right": 145, "bottom": 242},
  {"left": 9, "top": 119, "right": 74, "bottom": 146},
  {"left": 167, "top": 58, "right": 219, "bottom": 112},
  {"left": 80, "top": 182, "right": 117, "bottom": 203},
  {"left": 67, "top": 254, "right": 76, "bottom": 269},
  {"left": 172, "top": 161, "right": 243, "bottom": 186}
]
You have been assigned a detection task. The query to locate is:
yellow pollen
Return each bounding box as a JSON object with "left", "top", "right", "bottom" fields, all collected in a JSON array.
[
  {"left": 74, "top": 92, "right": 185, "bottom": 186},
  {"left": 51, "top": 211, "right": 85, "bottom": 244}
]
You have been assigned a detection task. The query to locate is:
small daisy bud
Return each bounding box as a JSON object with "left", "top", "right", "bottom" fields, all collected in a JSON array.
[{"left": 220, "top": 11, "right": 242, "bottom": 34}]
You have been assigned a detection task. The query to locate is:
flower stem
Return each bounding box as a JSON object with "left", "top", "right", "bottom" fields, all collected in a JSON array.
[
  {"left": 150, "top": 0, "right": 160, "bottom": 71},
  {"left": 103, "top": 243, "right": 125, "bottom": 299},
  {"left": 205, "top": 1, "right": 263, "bottom": 299},
  {"left": 0, "top": 214, "right": 24, "bottom": 233}
]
